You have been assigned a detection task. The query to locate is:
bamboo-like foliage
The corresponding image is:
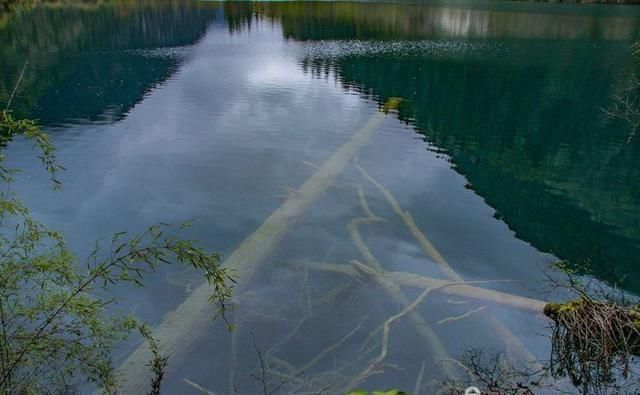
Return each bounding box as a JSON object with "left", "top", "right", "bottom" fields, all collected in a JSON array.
[{"left": 0, "top": 110, "right": 233, "bottom": 393}]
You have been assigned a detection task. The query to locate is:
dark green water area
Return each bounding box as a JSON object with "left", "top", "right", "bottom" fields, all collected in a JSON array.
[{"left": 2, "top": 1, "right": 640, "bottom": 392}]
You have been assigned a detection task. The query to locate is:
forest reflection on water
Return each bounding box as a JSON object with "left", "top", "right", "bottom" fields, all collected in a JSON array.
[
  {"left": 222, "top": 1, "right": 640, "bottom": 295},
  {"left": 2, "top": 0, "right": 640, "bottom": 393}
]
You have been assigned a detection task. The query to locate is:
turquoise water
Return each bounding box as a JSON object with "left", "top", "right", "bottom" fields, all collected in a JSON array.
[{"left": 2, "top": 1, "right": 640, "bottom": 392}]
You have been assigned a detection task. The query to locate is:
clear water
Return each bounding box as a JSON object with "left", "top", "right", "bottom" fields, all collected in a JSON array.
[{"left": 2, "top": 1, "right": 640, "bottom": 393}]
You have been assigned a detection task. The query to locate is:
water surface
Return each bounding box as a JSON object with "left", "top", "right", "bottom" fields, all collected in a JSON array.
[{"left": 2, "top": 1, "right": 640, "bottom": 393}]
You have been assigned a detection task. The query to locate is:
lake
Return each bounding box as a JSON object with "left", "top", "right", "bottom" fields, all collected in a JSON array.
[{"left": 2, "top": 0, "right": 640, "bottom": 393}]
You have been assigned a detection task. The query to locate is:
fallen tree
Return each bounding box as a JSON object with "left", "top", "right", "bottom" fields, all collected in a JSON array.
[
  {"left": 354, "top": 160, "right": 538, "bottom": 363},
  {"left": 114, "top": 100, "right": 398, "bottom": 393},
  {"left": 289, "top": 259, "right": 546, "bottom": 313}
]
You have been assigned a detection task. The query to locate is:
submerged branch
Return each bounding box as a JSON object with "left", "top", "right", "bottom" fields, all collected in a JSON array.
[
  {"left": 288, "top": 259, "right": 545, "bottom": 313},
  {"left": 347, "top": 280, "right": 470, "bottom": 391},
  {"left": 355, "top": 159, "right": 537, "bottom": 363},
  {"left": 347, "top": 186, "right": 454, "bottom": 378},
  {"left": 114, "top": 102, "right": 393, "bottom": 392}
]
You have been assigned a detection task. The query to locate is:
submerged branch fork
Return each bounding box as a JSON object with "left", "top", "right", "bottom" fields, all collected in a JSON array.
[
  {"left": 112, "top": 102, "right": 396, "bottom": 393},
  {"left": 288, "top": 259, "right": 546, "bottom": 313},
  {"left": 347, "top": 279, "right": 485, "bottom": 391},
  {"left": 347, "top": 184, "right": 454, "bottom": 378},
  {"left": 355, "top": 159, "right": 539, "bottom": 363}
]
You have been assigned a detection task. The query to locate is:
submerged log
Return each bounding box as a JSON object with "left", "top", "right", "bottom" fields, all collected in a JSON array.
[
  {"left": 386, "top": 271, "right": 545, "bottom": 313},
  {"left": 348, "top": 262, "right": 455, "bottom": 378},
  {"left": 355, "top": 160, "right": 538, "bottom": 362},
  {"left": 114, "top": 104, "right": 396, "bottom": 393},
  {"left": 345, "top": 274, "right": 457, "bottom": 391},
  {"left": 347, "top": 185, "right": 454, "bottom": 377},
  {"left": 289, "top": 259, "right": 545, "bottom": 313}
]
